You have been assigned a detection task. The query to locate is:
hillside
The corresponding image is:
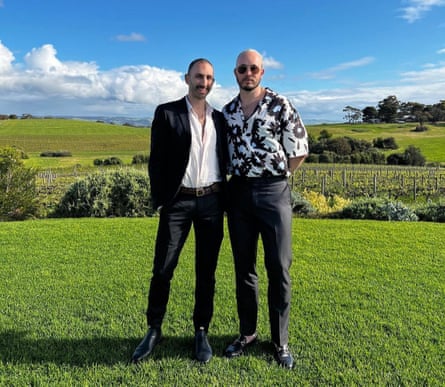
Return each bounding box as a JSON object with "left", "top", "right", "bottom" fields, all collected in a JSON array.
[
  {"left": 0, "top": 118, "right": 149, "bottom": 169},
  {"left": 309, "top": 122, "right": 445, "bottom": 164},
  {"left": 0, "top": 118, "right": 444, "bottom": 169}
]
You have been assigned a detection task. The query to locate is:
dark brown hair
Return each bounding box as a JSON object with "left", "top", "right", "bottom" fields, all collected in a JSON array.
[{"left": 187, "top": 58, "right": 213, "bottom": 74}]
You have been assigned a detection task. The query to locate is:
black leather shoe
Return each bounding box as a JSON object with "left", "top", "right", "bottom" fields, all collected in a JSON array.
[
  {"left": 274, "top": 344, "right": 294, "bottom": 369},
  {"left": 195, "top": 329, "right": 212, "bottom": 363},
  {"left": 224, "top": 333, "right": 258, "bottom": 358},
  {"left": 131, "top": 327, "right": 162, "bottom": 363}
]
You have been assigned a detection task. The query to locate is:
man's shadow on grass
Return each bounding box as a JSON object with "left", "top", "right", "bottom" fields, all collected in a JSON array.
[{"left": 1, "top": 330, "right": 265, "bottom": 366}]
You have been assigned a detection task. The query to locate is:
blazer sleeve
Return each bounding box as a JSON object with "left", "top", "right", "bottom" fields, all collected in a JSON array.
[
  {"left": 148, "top": 105, "right": 167, "bottom": 210},
  {"left": 148, "top": 98, "right": 191, "bottom": 210}
]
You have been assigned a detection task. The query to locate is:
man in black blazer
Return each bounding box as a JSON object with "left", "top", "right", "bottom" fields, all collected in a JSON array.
[{"left": 132, "top": 58, "right": 227, "bottom": 364}]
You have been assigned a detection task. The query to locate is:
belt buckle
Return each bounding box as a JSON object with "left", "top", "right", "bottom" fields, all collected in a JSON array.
[{"left": 196, "top": 188, "right": 205, "bottom": 197}]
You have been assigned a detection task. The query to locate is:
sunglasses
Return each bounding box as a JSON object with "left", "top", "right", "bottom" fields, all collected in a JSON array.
[{"left": 236, "top": 65, "right": 261, "bottom": 75}]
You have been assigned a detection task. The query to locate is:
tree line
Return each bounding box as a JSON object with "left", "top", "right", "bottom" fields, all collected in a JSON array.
[
  {"left": 306, "top": 130, "right": 426, "bottom": 166},
  {"left": 343, "top": 96, "right": 445, "bottom": 126}
]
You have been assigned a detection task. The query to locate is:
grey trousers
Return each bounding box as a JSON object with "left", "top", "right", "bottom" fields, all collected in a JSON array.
[{"left": 227, "top": 176, "right": 292, "bottom": 346}]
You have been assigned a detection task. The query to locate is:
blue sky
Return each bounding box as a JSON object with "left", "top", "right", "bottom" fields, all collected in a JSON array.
[{"left": 1, "top": 0, "right": 444, "bottom": 122}]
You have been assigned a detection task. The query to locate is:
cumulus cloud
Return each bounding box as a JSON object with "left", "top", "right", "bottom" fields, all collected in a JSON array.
[
  {"left": 0, "top": 41, "right": 187, "bottom": 117},
  {"left": 114, "top": 33, "right": 146, "bottom": 42},
  {"left": 0, "top": 40, "right": 14, "bottom": 72},
  {"left": 0, "top": 41, "right": 444, "bottom": 122},
  {"left": 400, "top": 0, "right": 445, "bottom": 23},
  {"left": 438, "top": 48, "right": 445, "bottom": 54}
]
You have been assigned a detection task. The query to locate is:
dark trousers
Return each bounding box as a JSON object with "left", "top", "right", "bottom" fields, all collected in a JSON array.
[
  {"left": 146, "top": 191, "right": 223, "bottom": 332},
  {"left": 227, "top": 176, "right": 292, "bottom": 346}
]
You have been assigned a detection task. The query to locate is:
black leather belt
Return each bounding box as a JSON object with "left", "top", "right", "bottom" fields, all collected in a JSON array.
[
  {"left": 231, "top": 175, "right": 286, "bottom": 182},
  {"left": 179, "top": 182, "right": 221, "bottom": 197}
]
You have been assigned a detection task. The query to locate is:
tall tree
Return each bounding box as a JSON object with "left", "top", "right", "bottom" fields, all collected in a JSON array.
[
  {"left": 378, "top": 95, "right": 400, "bottom": 123},
  {"left": 343, "top": 105, "right": 362, "bottom": 124},
  {"left": 362, "top": 106, "right": 378, "bottom": 122}
]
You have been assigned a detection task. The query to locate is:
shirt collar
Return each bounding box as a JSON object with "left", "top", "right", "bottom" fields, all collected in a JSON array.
[{"left": 185, "top": 95, "right": 213, "bottom": 115}]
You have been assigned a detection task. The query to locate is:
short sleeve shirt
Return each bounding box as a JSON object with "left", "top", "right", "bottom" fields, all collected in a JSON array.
[{"left": 223, "top": 87, "right": 309, "bottom": 177}]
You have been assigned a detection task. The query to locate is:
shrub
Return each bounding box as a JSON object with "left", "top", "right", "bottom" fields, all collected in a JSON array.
[
  {"left": 340, "top": 198, "right": 418, "bottom": 221},
  {"left": 415, "top": 202, "right": 445, "bottom": 222},
  {"left": 301, "top": 190, "right": 350, "bottom": 216},
  {"left": 305, "top": 154, "right": 319, "bottom": 163},
  {"left": 40, "top": 151, "right": 72, "bottom": 157},
  {"left": 387, "top": 145, "right": 426, "bottom": 166},
  {"left": 318, "top": 151, "right": 336, "bottom": 163},
  {"left": 291, "top": 191, "right": 315, "bottom": 216},
  {"left": 132, "top": 154, "right": 149, "bottom": 164},
  {"left": 0, "top": 147, "right": 39, "bottom": 220},
  {"left": 103, "top": 157, "right": 123, "bottom": 166},
  {"left": 53, "top": 169, "right": 153, "bottom": 218},
  {"left": 92, "top": 157, "right": 123, "bottom": 166},
  {"left": 373, "top": 137, "right": 398, "bottom": 149}
]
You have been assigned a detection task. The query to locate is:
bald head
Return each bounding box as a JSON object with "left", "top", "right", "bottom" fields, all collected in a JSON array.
[{"left": 236, "top": 49, "right": 263, "bottom": 68}]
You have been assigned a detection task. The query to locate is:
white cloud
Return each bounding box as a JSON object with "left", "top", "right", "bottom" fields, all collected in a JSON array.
[
  {"left": 0, "top": 40, "right": 15, "bottom": 72},
  {"left": 0, "top": 42, "right": 185, "bottom": 117},
  {"left": 262, "top": 55, "right": 283, "bottom": 70},
  {"left": 309, "top": 57, "right": 375, "bottom": 80},
  {"left": 437, "top": 48, "right": 445, "bottom": 54},
  {"left": 114, "top": 33, "right": 146, "bottom": 42},
  {"left": 286, "top": 60, "right": 445, "bottom": 121},
  {"left": 1, "top": 41, "right": 444, "bottom": 122},
  {"left": 400, "top": 0, "right": 445, "bottom": 23}
]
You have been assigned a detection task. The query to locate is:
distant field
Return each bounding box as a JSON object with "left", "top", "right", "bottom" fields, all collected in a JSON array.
[
  {"left": 310, "top": 122, "right": 445, "bottom": 163},
  {"left": 0, "top": 118, "right": 149, "bottom": 168},
  {"left": 0, "top": 119, "right": 444, "bottom": 169}
]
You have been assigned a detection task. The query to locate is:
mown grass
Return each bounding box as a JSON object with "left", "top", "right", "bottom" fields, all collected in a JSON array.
[{"left": 1, "top": 218, "right": 443, "bottom": 385}]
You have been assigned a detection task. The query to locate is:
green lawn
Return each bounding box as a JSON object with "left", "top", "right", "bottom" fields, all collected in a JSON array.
[{"left": 1, "top": 218, "right": 443, "bottom": 385}]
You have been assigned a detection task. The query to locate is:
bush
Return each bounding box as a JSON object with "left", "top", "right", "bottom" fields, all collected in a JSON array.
[
  {"left": 302, "top": 190, "right": 351, "bottom": 216},
  {"left": 318, "top": 151, "right": 336, "bottom": 163},
  {"left": 53, "top": 169, "right": 153, "bottom": 218},
  {"left": 415, "top": 202, "right": 445, "bottom": 222},
  {"left": 103, "top": 157, "right": 123, "bottom": 166},
  {"left": 132, "top": 154, "right": 149, "bottom": 164},
  {"left": 387, "top": 145, "right": 426, "bottom": 166},
  {"left": 0, "top": 147, "right": 39, "bottom": 220},
  {"left": 305, "top": 154, "right": 319, "bottom": 163},
  {"left": 340, "top": 198, "right": 418, "bottom": 221},
  {"left": 40, "top": 151, "right": 72, "bottom": 157},
  {"left": 93, "top": 157, "right": 123, "bottom": 166},
  {"left": 373, "top": 137, "right": 398, "bottom": 149},
  {"left": 291, "top": 191, "right": 315, "bottom": 216}
]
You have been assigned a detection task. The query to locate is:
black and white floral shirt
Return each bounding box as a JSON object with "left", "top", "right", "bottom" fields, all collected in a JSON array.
[{"left": 223, "top": 87, "right": 309, "bottom": 177}]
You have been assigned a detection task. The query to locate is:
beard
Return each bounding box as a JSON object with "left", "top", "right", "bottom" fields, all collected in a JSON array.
[
  {"left": 191, "top": 85, "right": 211, "bottom": 99},
  {"left": 237, "top": 77, "right": 260, "bottom": 92}
]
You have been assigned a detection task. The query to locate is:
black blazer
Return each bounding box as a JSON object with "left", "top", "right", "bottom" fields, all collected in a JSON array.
[{"left": 148, "top": 97, "right": 227, "bottom": 210}]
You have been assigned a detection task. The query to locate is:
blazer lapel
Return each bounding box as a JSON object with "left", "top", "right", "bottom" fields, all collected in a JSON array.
[{"left": 177, "top": 97, "right": 191, "bottom": 137}]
